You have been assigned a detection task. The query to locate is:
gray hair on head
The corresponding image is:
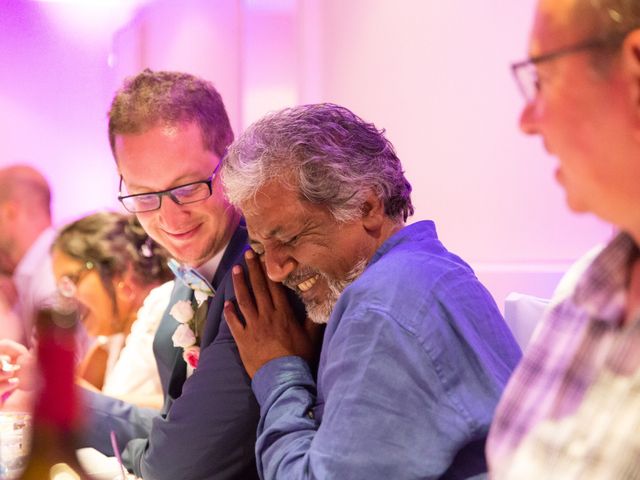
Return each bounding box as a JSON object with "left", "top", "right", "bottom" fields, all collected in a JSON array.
[
  {"left": 222, "top": 103, "right": 414, "bottom": 223},
  {"left": 573, "top": 0, "right": 640, "bottom": 38},
  {"left": 568, "top": 0, "right": 640, "bottom": 72}
]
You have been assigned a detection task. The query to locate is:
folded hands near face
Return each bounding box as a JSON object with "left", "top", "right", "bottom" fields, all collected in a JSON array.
[{"left": 224, "top": 249, "right": 323, "bottom": 378}]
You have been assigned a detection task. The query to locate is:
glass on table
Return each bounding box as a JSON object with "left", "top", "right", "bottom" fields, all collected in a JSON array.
[{"left": 0, "top": 412, "right": 31, "bottom": 479}]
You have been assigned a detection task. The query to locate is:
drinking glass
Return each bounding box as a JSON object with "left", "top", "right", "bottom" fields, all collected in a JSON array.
[{"left": 0, "top": 412, "right": 31, "bottom": 479}]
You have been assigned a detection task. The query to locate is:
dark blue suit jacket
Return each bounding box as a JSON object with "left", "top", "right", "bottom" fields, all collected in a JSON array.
[{"left": 81, "top": 222, "right": 305, "bottom": 479}]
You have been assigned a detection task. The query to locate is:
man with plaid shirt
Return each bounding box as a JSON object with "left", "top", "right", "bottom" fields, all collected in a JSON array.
[{"left": 487, "top": 0, "right": 640, "bottom": 478}]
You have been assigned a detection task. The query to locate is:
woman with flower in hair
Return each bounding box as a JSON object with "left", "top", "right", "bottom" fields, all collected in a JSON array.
[{"left": 51, "top": 211, "right": 173, "bottom": 408}]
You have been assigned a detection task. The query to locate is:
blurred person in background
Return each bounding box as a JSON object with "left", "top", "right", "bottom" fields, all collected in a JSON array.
[
  {"left": 0, "top": 338, "right": 35, "bottom": 411},
  {"left": 52, "top": 211, "right": 173, "bottom": 408},
  {"left": 0, "top": 212, "right": 173, "bottom": 411},
  {"left": 0, "top": 165, "right": 57, "bottom": 345},
  {"left": 0, "top": 274, "right": 22, "bottom": 342},
  {"left": 487, "top": 1, "right": 640, "bottom": 478}
]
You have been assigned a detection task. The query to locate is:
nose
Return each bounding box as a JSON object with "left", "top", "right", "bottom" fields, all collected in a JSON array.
[
  {"left": 158, "top": 196, "right": 189, "bottom": 228},
  {"left": 519, "top": 100, "right": 539, "bottom": 135},
  {"left": 262, "top": 246, "right": 296, "bottom": 283}
]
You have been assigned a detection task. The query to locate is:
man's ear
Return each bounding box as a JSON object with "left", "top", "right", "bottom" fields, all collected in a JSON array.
[{"left": 361, "top": 190, "right": 385, "bottom": 232}]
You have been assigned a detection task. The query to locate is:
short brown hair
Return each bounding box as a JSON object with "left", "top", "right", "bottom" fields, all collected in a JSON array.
[{"left": 108, "top": 69, "right": 233, "bottom": 159}]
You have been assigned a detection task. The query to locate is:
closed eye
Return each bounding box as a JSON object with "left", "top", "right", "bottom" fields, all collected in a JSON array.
[
  {"left": 130, "top": 194, "right": 159, "bottom": 209},
  {"left": 173, "top": 183, "right": 205, "bottom": 198},
  {"left": 283, "top": 235, "right": 300, "bottom": 247}
]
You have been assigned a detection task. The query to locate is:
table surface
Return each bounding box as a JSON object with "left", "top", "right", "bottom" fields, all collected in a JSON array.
[{"left": 77, "top": 447, "right": 139, "bottom": 479}]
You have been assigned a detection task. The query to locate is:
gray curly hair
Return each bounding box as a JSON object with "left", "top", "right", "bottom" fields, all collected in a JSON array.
[
  {"left": 568, "top": 0, "right": 640, "bottom": 72},
  {"left": 222, "top": 103, "right": 413, "bottom": 223}
]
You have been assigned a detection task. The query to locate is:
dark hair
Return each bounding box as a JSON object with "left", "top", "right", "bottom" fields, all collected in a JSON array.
[
  {"left": 223, "top": 103, "right": 413, "bottom": 223},
  {"left": 53, "top": 211, "right": 172, "bottom": 312},
  {"left": 108, "top": 69, "right": 234, "bottom": 159}
]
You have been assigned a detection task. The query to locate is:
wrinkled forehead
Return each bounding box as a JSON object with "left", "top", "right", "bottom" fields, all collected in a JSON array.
[{"left": 240, "top": 180, "right": 330, "bottom": 241}]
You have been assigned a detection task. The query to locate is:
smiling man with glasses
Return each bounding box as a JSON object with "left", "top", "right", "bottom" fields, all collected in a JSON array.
[
  {"left": 487, "top": 1, "right": 640, "bottom": 478},
  {"left": 76, "top": 69, "right": 282, "bottom": 480},
  {"left": 117, "top": 164, "right": 219, "bottom": 214}
]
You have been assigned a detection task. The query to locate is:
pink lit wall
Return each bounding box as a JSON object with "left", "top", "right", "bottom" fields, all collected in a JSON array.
[
  {"left": 0, "top": 0, "right": 124, "bottom": 226},
  {"left": 294, "top": 0, "right": 611, "bottom": 307},
  {"left": 0, "top": 0, "right": 611, "bottom": 308}
]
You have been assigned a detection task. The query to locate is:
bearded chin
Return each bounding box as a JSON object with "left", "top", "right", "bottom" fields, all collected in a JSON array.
[
  {"left": 303, "top": 258, "right": 368, "bottom": 325},
  {"left": 305, "top": 286, "right": 341, "bottom": 324}
]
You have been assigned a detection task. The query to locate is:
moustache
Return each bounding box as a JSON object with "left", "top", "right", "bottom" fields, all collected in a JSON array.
[{"left": 283, "top": 267, "right": 321, "bottom": 291}]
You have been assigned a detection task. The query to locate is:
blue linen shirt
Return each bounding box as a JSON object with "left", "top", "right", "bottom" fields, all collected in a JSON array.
[{"left": 252, "top": 220, "right": 522, "bottom": 479}]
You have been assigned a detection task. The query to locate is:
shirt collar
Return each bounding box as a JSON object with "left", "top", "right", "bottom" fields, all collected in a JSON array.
[
  {"left": 13, "top": 226, "right": 57, "bottom": 279},
  {"left": 369, "top": 220, "right": 435, "bottom": 267},
  {"left": 572, "top": 231, "right": 639, "bottom": 325},
  {"left": 192, "top": 242, "right": 228, "bottom": 282}
]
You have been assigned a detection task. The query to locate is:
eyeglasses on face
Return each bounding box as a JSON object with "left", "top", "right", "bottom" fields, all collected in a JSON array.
[
  {"left": 511, "top": 31, "right": 630, "bottom": 102},
  {"left": 118, "top": 163, "right": 221, "bottom": 214},
  {"left": 57, "top": 261, "right": 95, "bottom": 298}
]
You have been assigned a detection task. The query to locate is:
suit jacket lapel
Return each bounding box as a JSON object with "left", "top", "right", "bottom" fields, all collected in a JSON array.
[
  {"left": 165, "top": 221, "right": 248, "bottom": 409},
  {"left": 212, "top": 219, "right": 247, "bottom": 290},
  {"left": 156, "top": 280, "right": 193, "bottom": 412}
]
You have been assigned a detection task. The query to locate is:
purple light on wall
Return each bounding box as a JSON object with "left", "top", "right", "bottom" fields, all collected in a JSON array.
[
  {"left": 36, "top": 0, "right": 144, "bottom": 43},
  {"left": 0, "top": 0, "right": 126, "bottom": 224}
]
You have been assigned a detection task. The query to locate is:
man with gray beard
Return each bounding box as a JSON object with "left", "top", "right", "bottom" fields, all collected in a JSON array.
[{"left": 221, "top": 103, "right": 521, "bottom": 479}]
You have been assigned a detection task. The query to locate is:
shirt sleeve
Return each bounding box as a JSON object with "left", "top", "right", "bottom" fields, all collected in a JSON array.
[
  {"left": 79, "top": 389, "right": 158, "bottom": 455},
  {"left": 252, "top": 306, "right": 484, "bottom": 480}
]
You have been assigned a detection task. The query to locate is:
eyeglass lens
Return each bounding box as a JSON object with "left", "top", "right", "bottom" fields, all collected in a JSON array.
[{"left": 121, "top": 180, "right": 213, "bottom": 213}]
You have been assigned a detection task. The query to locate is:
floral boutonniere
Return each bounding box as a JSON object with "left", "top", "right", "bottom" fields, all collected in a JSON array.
[
  {"left": 168, "top": 259, "right": 216, "bottom": 370},
  {"left": 170, "top": 290, "right": 210, "bottom": 369}
]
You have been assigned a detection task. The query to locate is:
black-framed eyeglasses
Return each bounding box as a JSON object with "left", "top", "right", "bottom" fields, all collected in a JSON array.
[
  {"left": 118, "top": 162, "right": 221, "bottom": 213},
  {"left": 57, "top": 261, "right": 95, "bottom": 298},
  {"left": 511, "top": 31, "right": 629, "bottom": 102}
]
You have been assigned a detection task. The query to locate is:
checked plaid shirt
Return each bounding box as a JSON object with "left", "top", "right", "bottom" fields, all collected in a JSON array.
[{"left": 487, "top": 232, "right": 640, "bottom": 480}]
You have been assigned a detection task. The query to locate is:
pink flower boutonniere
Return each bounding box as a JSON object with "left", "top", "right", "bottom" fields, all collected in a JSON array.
[
  {"left": 183, "top": 345, "right": 201, "bottom": 369},
  {"left": 170, "top": 294, "right": 208, "bottom": 369},
  {"left": 166, "top": 259, "right": 216, "bottom": 371}
]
